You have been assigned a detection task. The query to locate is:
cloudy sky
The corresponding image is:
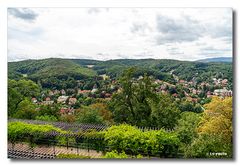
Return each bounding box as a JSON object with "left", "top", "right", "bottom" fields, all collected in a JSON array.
[{"left": 8, "top": 8, "right": 232, "bottom": 62}]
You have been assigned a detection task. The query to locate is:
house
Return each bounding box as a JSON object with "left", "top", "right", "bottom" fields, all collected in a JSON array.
[
  {"left": 110, "top": 85, "right": 115, "bottom": 90},
  {"left": 160, "top": 84, "right": 167, "bottom": 90},
  {"left": 57, "top": 95, "right": 69, "bottom": 103},
  {"left": 192, "top": 98, "right": 198, "bottom": 103},
  {"left": 186, "top": 97, "right": 198, "bottom": 103},
  {"left": 78, "top": 90, "right": 91, "bottom": 94},
  {"left": 222, "top": 79, "right": 228, "bottom": 86},
  {"left": 188, "top": 81, "right": 194, "bottom": 85},
  {"left": 214, "top": 88, "right": 232, "bottom": 97},
  {"left": 172, "top": 93, "right": 178, "bottom": 97},
  {"left": 207, "top": 91, "right": 212, "bottom": 98},
  {"left": 60, "top": 89, "right": 66, "bottom": 95},
  {"left": 53, "top": 90, "right": 60, "bottom": 95},
  {"left": 86, "top": 65, "right": 94, "bottom": 68},
  {"left": 45, "top": 97, "right": 51, "bottom": 101},
  {"left": 60, "top": 107, "right": 74, "bottom": 115},
  {"left": 179, "top": 80, "right": 185, "bottom": 84},
  {"left": 154, "top": 79, "right": 162, "bottom": 84},
  {"left": 138, "top": 76, "right": 143, "bottom": 80},
  {"left": 192, "top": 89, "right": 197, "bottom": 95},
  {"left": 48, "top": 90, "right": 54, "bottom": 96},
  {"left": 42, "top": 100, "right": 54, "bottom": 105},
  {"left": 68, "top": 97, "right": 77, "bottom": 105},
  {"left": 78, "top": 90, "right": 91, "bottom": 97},
  {"left": 91, "top": 84, "right": 98, "bottom": 93},
  {"left": 31, "top": 98, "right": 37, "bottom": 103},
  {"left": 117, "top": 88, "right": 123, "bottom": 93},
  {"left": 197, "top": 90, "right": 202, "bottom": 95},
  {"left": 105, "top": 93, "right": 111, "bottom": 98},
  {"left": 161, "top": 90, "right": 167, "bottom": 94}
]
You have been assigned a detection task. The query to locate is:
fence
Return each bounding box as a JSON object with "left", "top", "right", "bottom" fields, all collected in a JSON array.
[
  {"left": 8, "top": 119, "right": 180, "bottom": 159},
  {"left": 8, "top": 132, "right": 182, "bottom": 159},
  {"left": 8, "top": 118, "right": 169, "bottom": 132}
]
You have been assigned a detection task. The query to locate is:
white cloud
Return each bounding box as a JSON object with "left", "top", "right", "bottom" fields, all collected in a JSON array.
[{"left": 8, "top": 8, "right": 232, "bottom": 61}]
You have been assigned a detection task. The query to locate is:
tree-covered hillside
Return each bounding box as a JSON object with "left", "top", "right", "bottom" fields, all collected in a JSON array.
[
  {"left": 8, "top": 58, "right": 233, "bottom": 89},
  {"left": 8, "top": 58, "right": 97, "bottom": 89}
]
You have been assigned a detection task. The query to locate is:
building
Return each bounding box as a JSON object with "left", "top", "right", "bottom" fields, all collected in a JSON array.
[
  {"left": 60, "top": 107, "right": 74, "bottom": 115},
  {"left": 57, "top": 95, "right": 69, "bottom": 103},
  {"left": 91, "top": 84, "right": 98, "bottom": 93},
  {"left": 78, "top": 90, "right": 91, "bottom": 97},
  {"left": 60, "top": 89, "right": 66, "bottom": 95},
  {"left": 42, "top": 101, "right": 54, "bottom": 105},
  {"left": 31, "top": 98, "right": 37, "bottom": 103},
  {"left": 214, "top": 88, "right": 232, "bottom": 97},
  {"left": 68, "top": 97, "right": 77, "bottom": 105},
  {"left": 48, "top": 90, "right": 54, "bottom": 96}
]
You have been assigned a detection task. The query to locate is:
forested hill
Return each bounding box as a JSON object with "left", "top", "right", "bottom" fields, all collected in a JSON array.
[
  {"left": 196, "top": 57, "right": 232, "bottom": 63},
  {"left": 8, "top": 58, "right": 233, "bottom": 89}
]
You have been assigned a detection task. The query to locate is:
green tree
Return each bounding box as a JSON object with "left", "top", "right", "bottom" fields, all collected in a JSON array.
[
  {"left": 76, "top": 106, "right": 105, "bottom": 124},
  {"left": 175, "top": 112, "right": 201, "bottom": 146},
  {"left": 150, "top": 93, "right": 181, "bottom": 130},
  {"left": 109, "top": 68, "right": 157, "bottom": 127},
  {"left": 13, "top": 99, "right": 37, "bottom": 119},
  {"left": 8, "top": 79, "right": 40, "bottom": 117},
  {"left": 185, "top": 97, "right": 232, "bottom": 158}
]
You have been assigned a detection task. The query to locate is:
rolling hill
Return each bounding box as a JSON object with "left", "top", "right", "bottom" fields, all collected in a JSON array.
[
  {"left": 196, "top": 57, "right": 232, "bottom": 63},
  {"left": 8, "top": 58, "right": 233, "bottom": 89}
]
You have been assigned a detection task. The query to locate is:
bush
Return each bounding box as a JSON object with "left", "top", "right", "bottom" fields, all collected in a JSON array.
[
  {"left": 102, "top": 150, "right": 128, "bottom": 159},
  {"left": 103, "top": 124, "right": 180, "bottom": 157},
  {"left": 8, "top": 122, "right": 67, "bottom": 146}
]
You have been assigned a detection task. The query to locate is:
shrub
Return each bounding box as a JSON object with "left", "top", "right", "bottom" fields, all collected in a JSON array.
[
  {"left": 102, "top": 150, "right": 128, "bottom": 159},
  {"left": 103, "top": 124, "right": 180, "bottom": 157},
  {"left": 8, "top": 122, "right": 67, "bottom": 146}
]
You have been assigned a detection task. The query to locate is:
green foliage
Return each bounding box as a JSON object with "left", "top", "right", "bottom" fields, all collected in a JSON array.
[
  {"left": 76, "top": 106, "right": 105, "bottom": 124},
  {"left": 178, "top": 101, "right": 204, "bottom": 113},
  {"left": 8, "top": 58, "right": 97, "bottom": 89},
  {"left": 13, "top": 99, "right": 37, "bottom": 119},
  {"left": 56, "top": 153, "right": 91, "bottom": 159},
  {"left": 36, "top": 104, "right": 60, "bottom": 119},
  {"left": 75, "top": 103, "right": 113, "bottom": 125},
  {"left": 175, "top": 112, "right": 201, "bottom": 147},
  {"left": 102, "top": 150, "right": 128, "bottom": 159},
  {"left": 8, "top": 79, "right": 40, "bottom": 117},
  {"left": 109, "top": 68, "right": 157, "bottom": 126},
  {"left": 8, "top": 122, "right": 66, "bottom": 146},
  {"left": 8, "top": 87, "right": 22, "bottom": 116},
  {"left": 150, "top": 93, "right": 181, "bottom": 129},
  {"left": 185, "top": 97, "right": 232, "bottom": 158},
  {"left": 103, "top": 124, "right": 180, "bottom": 157},
  {"left": 110, "top": 68, "right": 180, "bottom": 129},
  {"left": 184, "top": 134, "right": 232, "bottom": 158}
]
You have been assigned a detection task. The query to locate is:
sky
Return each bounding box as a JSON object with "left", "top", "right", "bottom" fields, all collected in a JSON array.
[{"left": 7, "top": 8, "right": 232, "bottom": 62}]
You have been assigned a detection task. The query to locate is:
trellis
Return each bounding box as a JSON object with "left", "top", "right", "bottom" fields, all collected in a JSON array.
[{"left": 8, "top": 118, "right": 165, "bottom": 132}]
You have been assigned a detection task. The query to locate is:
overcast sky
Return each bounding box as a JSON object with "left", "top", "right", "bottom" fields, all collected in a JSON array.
[{"left": 8, "top": 8, "right": 232, "bottom": 62}]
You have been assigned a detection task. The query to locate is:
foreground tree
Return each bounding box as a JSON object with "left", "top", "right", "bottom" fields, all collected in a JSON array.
[
  {"left": 13, "top": 99, "right": 37, "bottom": 119},
  {"left": 109, "top": 68, "right": 180, "bottom": 129},
  {"left": 149, "top": 93, "right": 181, "bottom": 130},
  {"left": 185, "top": 97, "right": 232, "bottom": 158},
  {"left": 109, "top": 68, "right": 156, "bottom": 127},
  {"left": 8, "top": 79, "right": 40, "bottom": 117}
]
